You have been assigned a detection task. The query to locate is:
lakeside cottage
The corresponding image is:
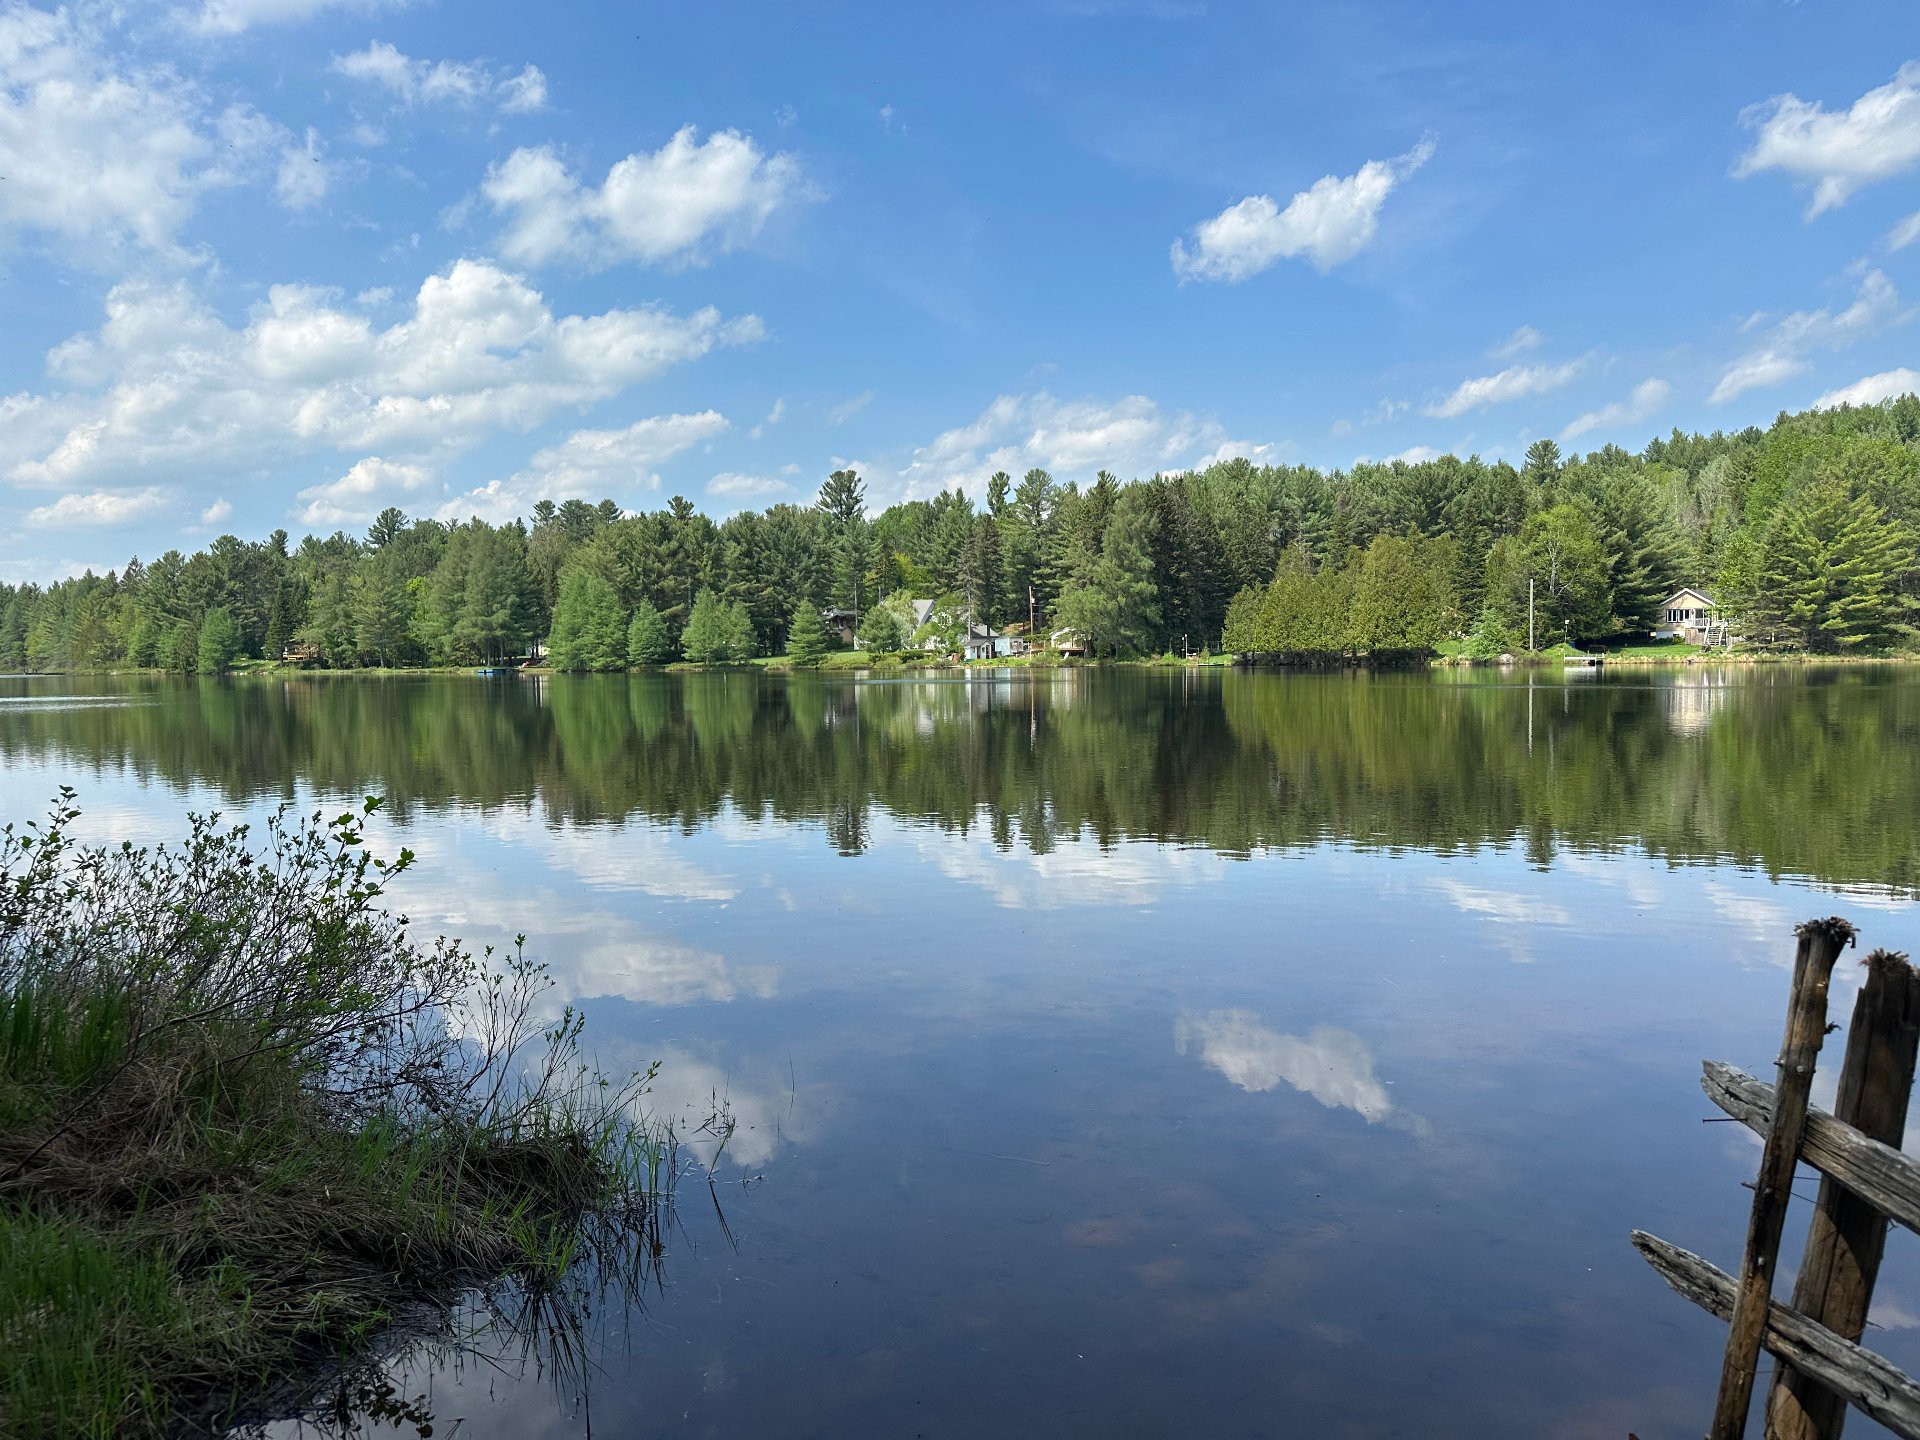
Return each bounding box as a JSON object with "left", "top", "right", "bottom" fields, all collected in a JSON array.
[
  {"left": 821, "top": 607, "right": 860, "bottom": 645},
  {"left": 1051, "top": 627, "right": 1089, "bottom": 658},
  {"left": 1652, "top": 588, "right": 1719, "bottom": 644},
  {"left": 962, "top": 624, "right": 1033, "bottom": 661}
]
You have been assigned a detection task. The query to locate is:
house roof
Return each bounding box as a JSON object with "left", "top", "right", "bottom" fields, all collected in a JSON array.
[{"left": 1662, "top": 587, "right": 1715, "bottom": 608}]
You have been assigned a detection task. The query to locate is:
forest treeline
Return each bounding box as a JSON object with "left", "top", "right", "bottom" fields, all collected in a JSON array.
[{"left": 4, "top": 395, "right": 1919, "bottom": 672}]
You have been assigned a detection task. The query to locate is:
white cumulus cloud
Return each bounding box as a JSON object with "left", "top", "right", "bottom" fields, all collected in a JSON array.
[
  {"left": 438, "top": 411, "right": 730, "bottom": 521},
  {"left": 1353, "top": 444, "right": 1441, "bottom": 467},
  {"left": 1736, "top": 63, "right": 1920, "bottom": 216},
  {"left": 1710, "top": 269, "right": 1905, "bottom": 405},
  {"left": 868, "top": 391, "right": 1228, "bottom": 503},
  {"left": 1814, "top": 368, "right": 1920, "bottom": 410},
  {"left": 1425, "top": 358, "right": 1584, "bottom": 419},
  {"left": 1171, "top": 136, "right": 1434, "bottom": 281},
  {"left": 27, "top": 487, "right": 171, "bottom": 527},
  {"left": 296, "top": 456, "right": 432, "bottom": 527},
  {"left": 482, "top": 125, "right": 808, "bottom": 269},
  {"left": 329, "top": 41, "right": 546, "bottom": 113},
  {"left": 1, "top": 260, "right": 762, "bottom": 517},
  {"left": 1561, "top": 377, "right": 1672, "bottom": 443},
  {"left": 1185, "top": 440, "right": 1281, "bottom": 471},
  {"left": 190, "top": 0, "right": 406, "bottom": 34},
  {"left": 708, "top": 472, "right": 790, "bottom": 499},
  {"left": 0, "top": 7, "right": 283, "bottom": 258}
]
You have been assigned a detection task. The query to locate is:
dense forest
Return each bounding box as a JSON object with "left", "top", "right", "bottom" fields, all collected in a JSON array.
[{"left": 3, "top": 395, "right": 1918, "bottom": 672}]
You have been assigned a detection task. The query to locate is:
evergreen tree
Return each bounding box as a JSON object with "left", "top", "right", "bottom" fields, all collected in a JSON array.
[
  {"left": 860, "top": 603, "right": 906, "bottom": 654},
  {"left": 353, "top": 566, "right": 413, "bottom": 667},
  {"left": 1573, "top": 466, "right": 1684, "bottom": 632},
  {"left": 1744, "top": 477, "right": 1913, "bottom": 651},
  {"left": 817, "top": 469, "right": 870, "bottom": 613},
  {"left": 1253, "top": 545, "right": 1348, "bottom": 655},
  {"left": 1345, "top": 533, "right": 1459, "bottom": 653},
  {"left": 720, "top": 598, "right": 756, "bottom": 661},
  {"left": 1461, "top": 602, "right": 1519, "bottom": 659},
  {"left": 627, "top": 598, "right": 671, "bottom": 665},
  {"left": 679, "top": 587, "right": 729, "bottom": 664},
  {"left": 367, "top": 506, "right": 407, "bottom": 550},
  {"left": 196, "top": 607, "right": 240, "bottom": 674},
  {"left": 956, "top": 515, "right": 1002, "bottom": 627},
  {"left": 165, "top": 620, "right": 200, "bottom": 673},
  {"left": 1, "top": 598, "right": 30, "bottom": 671},
  {"left": 548, "top": 565, "right": 629, "bottom": 670},
  {"left": 1053, "top": 491, "right": 1159, "bottom": 657},
  {"left": 786, "top": 599, "right": 830, "bottom": 667},
  {"left": 262, "top": 581, "right": 294, "bottom": 660},
  {"left": 1521, "top": 438, "right": 1564, "bottom": 501},
  {"left": 125, "top": 612, "right": 160, "bottom": 668}
]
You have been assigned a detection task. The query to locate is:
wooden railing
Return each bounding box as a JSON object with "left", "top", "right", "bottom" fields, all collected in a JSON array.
[{"left": 1635, "top": 922, "right": 1920, "bottom": 1440}]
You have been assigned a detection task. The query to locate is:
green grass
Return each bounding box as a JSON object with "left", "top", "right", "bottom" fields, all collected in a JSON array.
[
  {"left": 1601, "top": 639, "right": 1706, "bottom": 659},
  {"left": 0, "top": 794, "right": 667, "bottom": 1438}
]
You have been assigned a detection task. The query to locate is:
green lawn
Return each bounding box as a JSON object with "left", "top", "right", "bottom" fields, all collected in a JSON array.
[{"left": 1602, "top": 638, "right": 1706, "bottom": 659}]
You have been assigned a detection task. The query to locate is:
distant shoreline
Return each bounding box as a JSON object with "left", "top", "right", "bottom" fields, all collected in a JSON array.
[{"left": 6, "top": 649, "right": 1918, "bottom": 681}]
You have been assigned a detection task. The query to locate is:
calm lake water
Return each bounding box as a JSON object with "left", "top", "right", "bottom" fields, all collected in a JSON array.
[{"left": 7, "top": 665, "right": 1920, "bottom": 1438}]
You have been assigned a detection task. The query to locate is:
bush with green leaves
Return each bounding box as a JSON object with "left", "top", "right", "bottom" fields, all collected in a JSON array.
[{"left": 0, "top": 791, "right": 669, "bottom": 1438}]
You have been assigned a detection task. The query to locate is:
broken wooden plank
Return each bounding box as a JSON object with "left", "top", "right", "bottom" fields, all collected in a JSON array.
[
  {"left": 1770, "top": 950, "right": 1920, "bottom": 1440},
  {"left": 1703, "top": 1062, "right": 1920, "bottom": 1239},
  {"left": 1711, "top": 917, "right": 1853, "bottom": 1440},
  {"left": 1632, "top": 1231, "right": 1920, "bottom": 1440}
]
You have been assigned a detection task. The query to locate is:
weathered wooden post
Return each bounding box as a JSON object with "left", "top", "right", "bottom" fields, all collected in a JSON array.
[
  {"left": 1710, "top": 918, "right": 1856, "bottom": 1440},
  {"left": 1767, "top": 949, "right": 1920, "bottom": 1440}
]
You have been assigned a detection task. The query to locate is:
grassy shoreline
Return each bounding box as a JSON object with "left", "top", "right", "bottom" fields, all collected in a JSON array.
[
  {"left": 0, "top": 794, "right": 666, "bottom": 1438},
  {"left": 9, "top": 644, "right": 1919, "bottom": 683}
]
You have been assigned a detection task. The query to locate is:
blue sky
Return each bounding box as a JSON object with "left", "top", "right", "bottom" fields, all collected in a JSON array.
[{"left": 3, "top": 0, "right": 1920, "bottom": 579}]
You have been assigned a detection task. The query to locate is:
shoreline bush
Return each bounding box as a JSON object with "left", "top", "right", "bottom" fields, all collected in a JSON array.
[{"left": 0, "top": 791, "right": 667, "bottom": 1438}]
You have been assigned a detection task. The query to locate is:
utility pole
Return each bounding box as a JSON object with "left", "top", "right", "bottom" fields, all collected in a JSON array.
[{"left": 1528, "top": 578, "right": 1536, "bottom": 653}]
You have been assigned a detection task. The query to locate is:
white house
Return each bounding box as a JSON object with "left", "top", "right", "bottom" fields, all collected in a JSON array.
[
  {"left": 1051, "top": 626, "right": 1089, "bottom": 657},
  {"left": 1653, "top": 588, "right": 1717, "bottom": 643}
]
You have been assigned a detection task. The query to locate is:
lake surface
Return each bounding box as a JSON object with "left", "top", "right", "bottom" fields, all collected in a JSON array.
[{"left": 7, "top": 665, "right": 1920, "bottom": 1438}]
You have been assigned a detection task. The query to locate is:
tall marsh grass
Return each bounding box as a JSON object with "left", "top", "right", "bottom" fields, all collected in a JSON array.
[{"left": 0, "top": 790, "right": 668, "bottom": 1438}]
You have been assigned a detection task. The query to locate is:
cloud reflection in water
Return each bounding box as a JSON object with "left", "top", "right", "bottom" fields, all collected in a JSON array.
[{"left": 1175, "top": 1011, "right": 1394, "bottom": 1124}]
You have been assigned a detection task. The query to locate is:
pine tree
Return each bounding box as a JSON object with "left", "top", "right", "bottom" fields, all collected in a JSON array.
[
  {"left": 263, "top": 582, "right": 293, "bottom": 660},
  {"left": 166, "top": 620, "right": 200, "bottom": 674},
  {"left": 860, "top": 603, "right": 906, "bottom": 654},
  {"left": 1745, "top": 477, "right": 1914, "bottom": 651},
  {"left": 720, "top": 599, "right": 756, "bottom": 661},
  {"left": 196, "top": 607, "right": 240, "bottom": 674},
  {"left": 1053, "top": 492, "right": 1159, "bottom": 657},
  {"left": 548, "top": 566, "right": 628, "bottom": 670},
  {"left": 0, "top": 599, "right": 28, "bottom": 671},
  {"left": 680, "top": 588, "right": 729, "bottom": 664},
  {"left": 627, "top": 598, "right": 671, "bottom": 665},
  {"left": 125, "top": 612, "right": 160, "bottom": 668},
  {"left": 786, "top": 599, "right": 830, "bottom": 668}
]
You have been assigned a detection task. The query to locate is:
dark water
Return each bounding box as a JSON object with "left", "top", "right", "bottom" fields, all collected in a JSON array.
[{"left": 6, "top": 666, "right": 1920, "bottom": 1438}]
